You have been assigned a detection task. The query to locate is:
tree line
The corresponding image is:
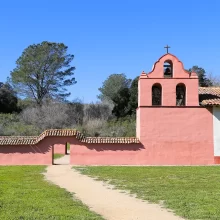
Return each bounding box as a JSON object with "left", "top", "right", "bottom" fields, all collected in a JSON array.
[{"left": 0, "top": 41, "right": 219, "bottom": 136}]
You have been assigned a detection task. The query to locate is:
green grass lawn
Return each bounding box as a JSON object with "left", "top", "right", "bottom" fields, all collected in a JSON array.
[
  {"left": 75, "top": 166, "right": 220, "bottom": 220},
  {"left": 0, "top": 166, "right": 103, "bottom": 220},
  {"left": 53, "top": 153, "right": 65, "bottom": 159}
]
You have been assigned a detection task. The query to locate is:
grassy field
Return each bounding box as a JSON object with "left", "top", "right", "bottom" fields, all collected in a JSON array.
[
  {"left": 0, "top": 166, "right": 103, "bottom": 220},
  {"left": 75, "top": 166, "right": 220, "bottom": 220},
  {"left": 53, "top": 153, "right": 65, "bottom": 159}
]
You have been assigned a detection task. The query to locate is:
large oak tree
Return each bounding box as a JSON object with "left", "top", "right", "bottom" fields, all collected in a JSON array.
[{"left": 10, "top": 41, "right": 76, "bottom": 105}]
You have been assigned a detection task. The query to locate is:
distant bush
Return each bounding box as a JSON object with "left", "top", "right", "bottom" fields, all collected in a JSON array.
[
  {"left": 83, "top": 102, "right": 113, "bottom": 122},
  {"left": 77, "top": 115, "right": 136, "bottom": 137},
  {"left": 102, "top": 115, "right": 136, "bottom": 137},
  {"left": 0, "top": 113, "right": 40, "bottom": 136},
  {"left": 0, "top": 100, "right": 136, "bottom": 137},
  {"left": 76, "top": 119, "right": 107, "bottom": 137}
]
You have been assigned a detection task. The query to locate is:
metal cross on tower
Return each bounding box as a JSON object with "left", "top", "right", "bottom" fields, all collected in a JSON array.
[{"left": 164, "top": 45, "right": 170, "bottom": 53}]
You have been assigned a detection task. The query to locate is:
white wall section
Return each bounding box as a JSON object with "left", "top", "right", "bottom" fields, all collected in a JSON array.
[{"left": 213, "top": 107, "right": 220, "bottom": 156}]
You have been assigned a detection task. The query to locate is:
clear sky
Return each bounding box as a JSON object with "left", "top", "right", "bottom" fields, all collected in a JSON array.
[{"left": 0, "top": 0, "right": 220, "bottom": 103}]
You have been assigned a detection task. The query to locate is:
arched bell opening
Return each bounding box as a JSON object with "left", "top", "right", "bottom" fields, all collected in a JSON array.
[
  {"left": 176, "top": 83, "right": 186, "bottom": 106},
  {"left": 164, "top": 60, "right": 173, "bottom": 78},
  {"left": 152, "top": 83, "right": 162, "bottom": 106}
]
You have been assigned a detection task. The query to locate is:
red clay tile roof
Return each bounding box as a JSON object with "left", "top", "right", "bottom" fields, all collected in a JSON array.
[
  {"left": 0, "top": 129, "right": 140, "bottom": 145},
  {"left": 199, "top": 87, "right": 220, "bottom": 106},
  {"left": 200, "top": 98, "right": 220, "bottom": 106}
]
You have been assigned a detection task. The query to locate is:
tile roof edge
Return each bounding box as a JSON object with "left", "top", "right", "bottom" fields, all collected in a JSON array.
[{"left": 0, "top": 129, "right": 140, "bottom": 145}]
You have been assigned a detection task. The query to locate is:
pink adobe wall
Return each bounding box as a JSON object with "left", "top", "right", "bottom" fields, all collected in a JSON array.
[
  {"left": 0, "top": 138, "right": 52, "bottom": 165},
  {"left": 136, "top": 108, "right": 140, "bottom": 138},
  {"left": 0, "top": 125, "right": 215, "bottom": 165},
  {"left": 69, "top": 108, "right": 214, "bottom": 166},
  {"left": 131, "top": 53, "right": 214, "bottom": 165},
  {"left": 145, "top": 53, "right": 198, "bottom": 79},
  {"left": 70, "top": 141, "right": 144, "bottom": 165},
  {"left": 138, "top": 53, "right": 199, "bottom": 107},
  {"left": 0, "top": 136, "right": 74, "bottom": 165},
  {"left": 70, "top": 106, "right": 214, "bottom": 165},
  {"left": 137, "top": 107, "right": 214, "bottom": 165},
  {"left": 139, "top": 78, "right": 199, "bottom": 106},
  {"left": 214, "top": 157, "right": 220, "bottom": 164},
  {"left": 54, "top": 143, "right": 67, "bottom": 154}
]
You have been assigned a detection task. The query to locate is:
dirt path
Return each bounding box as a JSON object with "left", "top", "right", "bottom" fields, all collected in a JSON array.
[
  {"left": 45, "top": 163, "right": 184, "bottom": 220},
  {"left": 53, "top": 154, "right": 70, "bottom": 165}
]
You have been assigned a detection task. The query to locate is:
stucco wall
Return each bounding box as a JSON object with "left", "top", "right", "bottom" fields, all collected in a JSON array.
[
  {"left": 70, "top": 106, "right": 214, "bottom": 165},
  {"left": 138, "top": 53, "right": 199, "bottom": 107},
  {"left": 0, "top": 136, "right": 74, "bottom": 165},
  {"left": 0, "top": 109, "right": 216, "bottom": 166},
  {"left": 214, "top": 157, "right": 220, "bottom": 164},
  {"left": 70, "top": 142, "right": 144, "bottom": 165},
  {"left": 134, "top": 54, "right": 214, "bottom": 165},
  {"left": 139, "top": 78, "right": 199, "bottom": 106},
  {"left": 147, "top": 53, "right": 195, "bottom": 79},
  {"left": 54, "top": 143, "right": 67, "bottom": 154},
  {"left": 138, "top": 107, "right": 214, "bottom": 165},
  {"left": 0, "top": 139, "right": 52, "bottom": 165},
  {"left": 213, "top": 107, "right": 220, "bottom": 156},
  {"left": 136, "top": 108, "right": 140, "bottom": 139}
]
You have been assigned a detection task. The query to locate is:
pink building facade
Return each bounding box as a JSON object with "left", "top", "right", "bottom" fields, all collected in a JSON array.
[
  {"left": 136, "top": 53, "right": 220, "bottom": 165},
  {"left": 0, "top": 53, "right": 220, "bottom": 165}
]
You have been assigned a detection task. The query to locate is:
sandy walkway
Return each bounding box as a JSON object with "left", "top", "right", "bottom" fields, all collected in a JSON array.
[
  {"left": 53, "top": 154, "right": 70, "bottom": 165},
  {"left": 45, "top": 163, "right": 184, "bottom": 220}
]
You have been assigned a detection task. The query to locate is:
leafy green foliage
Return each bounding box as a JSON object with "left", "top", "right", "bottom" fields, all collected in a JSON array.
[
  {"left": 112, "top": 88, "right": 131, "bottom": 118},
  {"left": 0, "top": 82, "right": 18, "bottom": 113},
  {"left": 189, "top": 66, "right": 212, "bottom": 87},
  {"left": 0, "top": 166, "right": 103, "bottom": 219},
  {"left": 105, "top": 115, "right": 136, "bottom": 137},
  {"left": 67, "top": 100, "right": 84, "bottom": 125},
  {"left": 10, "top": 41, "right": 76, "bottom": 105},
  {"left": 17, "top": 98, "right": 36, "bottom": 110},
  {"left": 98, "top": 73, "right": 139, "bottom": 118},
  {"left": 111, "top": 76, "right": 139, "bottom": 118},
  {"left": 76, "top": 115, "right": 136, "bottom": 137},
  {"left": 98, "top": 73, "right": 132, "bottom": 102},
  {"left": 128, "top": 76, "right": 138, "bottom": 114},
  {"left": 76, "top": 166, "right": 220, "bottom": 220}
]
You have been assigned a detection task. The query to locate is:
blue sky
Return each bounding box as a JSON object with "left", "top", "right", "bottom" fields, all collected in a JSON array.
[{"left": 0, "top": 0, "right": 220, "bottom": 103}]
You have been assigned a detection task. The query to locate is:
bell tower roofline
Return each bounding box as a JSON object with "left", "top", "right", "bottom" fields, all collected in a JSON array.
[{"left": 140, "top": 53, "right": 198, "bottom": 79}]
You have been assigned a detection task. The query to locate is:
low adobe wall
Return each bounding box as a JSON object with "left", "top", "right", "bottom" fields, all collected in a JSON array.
[
  {"left": 53, "top": 143, "right": 67, "bottom": 154},
  {"left": 0, "top": 135, "right": 74, "bottom": 165},
  {"left": 0, "top": 138, "right": 52, "bottom": 165},
  {"left": 0, "top": 128, "right": 218, "bottom": 166},
  {"left": 70, "top": 142, "right": 144, "bottom": 165},
  {"left": 70, "top": 142, "right": 219, "bottom": 166}
]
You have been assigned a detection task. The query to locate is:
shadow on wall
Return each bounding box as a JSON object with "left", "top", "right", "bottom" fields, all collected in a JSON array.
[
  {"left": 84, "top": 143, "right": 144, "bottom": 151},
  {"left": 199, "top": 94, "right": 220, "bottom": 103},
  {"left": 0, "top": 144, "right": 51, "bottom": 154}
]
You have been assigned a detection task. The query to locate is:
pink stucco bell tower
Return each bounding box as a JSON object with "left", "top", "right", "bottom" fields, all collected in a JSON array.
[
  {"left": 138, "top": 53, "right": 199, "bottom": 108},
  {"left": 136, "top": 53, "right": 214, "bottom": 165}
]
